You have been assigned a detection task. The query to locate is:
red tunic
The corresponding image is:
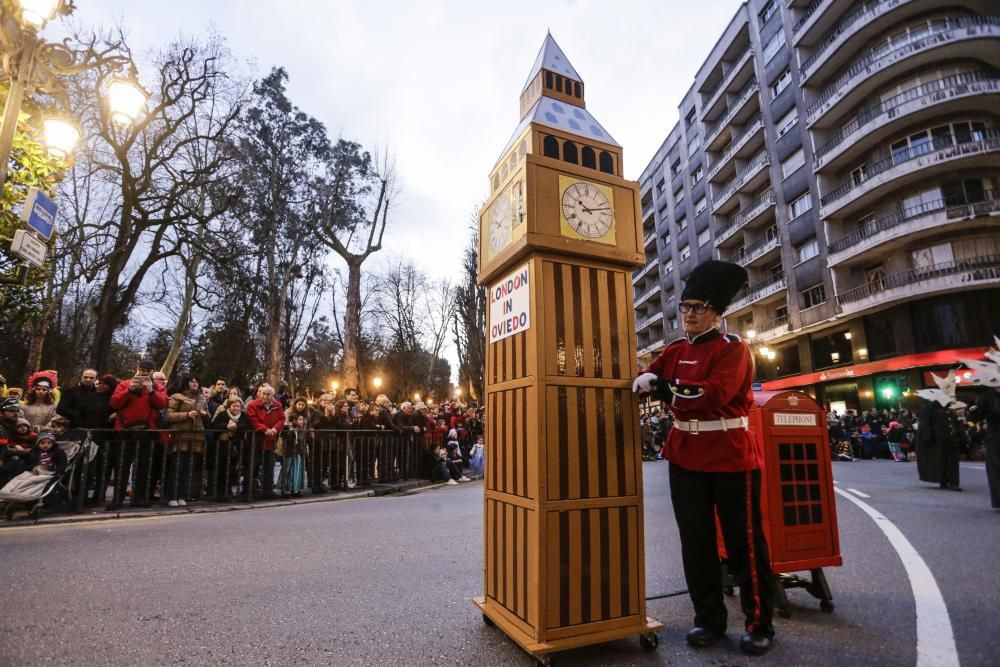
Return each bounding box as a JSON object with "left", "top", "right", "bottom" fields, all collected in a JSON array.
[{"left": 642, "top": 329, "right": 762, "bottom": 472}]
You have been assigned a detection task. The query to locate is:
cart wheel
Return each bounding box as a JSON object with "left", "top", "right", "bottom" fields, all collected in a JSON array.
[
  {"left": 4, "top": 505, "right": 14, "bottom": 521},
  {"left": 534, "top": 654, "right": 552, "bottom": 666},
  {"left": 724, "top": 586, "right": 735, "bottom": 597},
  {"left": 778, "top": 606, "right": 792, "bottom": 619},
  {"left": 820, "top": 599, "right": 834, "bottom": 613},
  {"left": 482, "top": 613, "right": 496, "bottom": 628},
  {"left": 29, "top": 506, "right": 40, "bottom": 521},
  {"left": 639, "top": 632, "right": 659, "bottom": 652}
]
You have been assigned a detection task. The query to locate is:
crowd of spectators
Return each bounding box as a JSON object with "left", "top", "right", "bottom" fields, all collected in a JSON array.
[
  {"left": 827, "top": 406, "right": 985, "bottom": 462},
  {"left": 0, "top": 362, "right": 486, "bottom": 513}
]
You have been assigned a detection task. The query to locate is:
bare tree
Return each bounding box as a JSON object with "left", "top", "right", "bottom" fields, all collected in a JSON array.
[{"left": 315, "top": 144, "right": 397, "bottom": 391}]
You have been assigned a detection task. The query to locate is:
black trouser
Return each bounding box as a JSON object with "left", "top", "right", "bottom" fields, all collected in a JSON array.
[
  {"left": 669, "top": 463, "right": 775, "bottom": 636},
  {"left": 111, "top": 432, "right": 156, "bottom": 505}
]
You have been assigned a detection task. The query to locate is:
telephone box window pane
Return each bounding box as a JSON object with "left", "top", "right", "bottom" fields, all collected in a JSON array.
[
  {"left": 780, "top": 464, "right": 793, "bottom": 481},
  {"left": 796, "top": 485, "right": 809, "bottom": 501},
  {"left": 798, "top": 506, "right": 811, "bottom": 524},
  {"left": 809, "top": 484, "right": 821, "bottom": 501},
  {"left": 811, "top": 505, "right": 824, "bottom": 523},
  {"left": 784, "top": 507, "right": 797, "bottom": 525},
  {"left": 782, "top": 485, "right": 795, "bottom": 502},
  {"left": 795, "top": 463, "right": 806, "bottom": 479},
  {"left": 807, "top": 464, "right": 819, "bottom": 480},
  {"left": 806, "top": 443, "right": 817, "bottom": 459},
  {"left": 779, "top": 443, "right": 791, "bottom": 459},
  {"left": 794, "top": 443, "right": 804, "bottom": 460}
]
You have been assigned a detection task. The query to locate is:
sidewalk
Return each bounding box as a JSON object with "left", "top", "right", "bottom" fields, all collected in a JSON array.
[{"left": 1, "top": 476, "right": 477, "bottom": 529}]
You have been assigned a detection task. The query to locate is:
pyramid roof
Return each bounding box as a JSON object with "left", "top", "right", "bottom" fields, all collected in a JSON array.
[{"left": 521, "top": 33, "right": 582, "bottom": 92}]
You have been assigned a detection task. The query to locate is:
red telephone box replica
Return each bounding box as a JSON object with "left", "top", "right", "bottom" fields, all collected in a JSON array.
[{"left": 720, "top": 390, "right": 842, "bottom": 616}]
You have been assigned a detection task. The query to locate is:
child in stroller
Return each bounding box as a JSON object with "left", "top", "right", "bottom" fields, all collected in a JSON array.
[{"left": 1, "top": 431, "right": 78, "bottom": 521}]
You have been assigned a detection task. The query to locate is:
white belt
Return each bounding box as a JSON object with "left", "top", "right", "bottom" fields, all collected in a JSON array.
[{"left": 674, "top": 416, "right": 749, "bottom": 435}]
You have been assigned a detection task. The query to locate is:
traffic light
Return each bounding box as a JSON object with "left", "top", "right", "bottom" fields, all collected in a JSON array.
[{"left": 874, "top": 376, "right": 906, "bottom": 405}]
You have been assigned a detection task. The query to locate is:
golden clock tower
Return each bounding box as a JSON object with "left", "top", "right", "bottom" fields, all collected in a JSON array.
[{"left": 474, "top": 34, "right": 662, "bottom": 661}]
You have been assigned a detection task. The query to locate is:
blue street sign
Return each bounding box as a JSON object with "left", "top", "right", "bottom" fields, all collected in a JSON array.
[
  {"left": 20, "top": 187, "right": 58, "bottom": 240},
  {"left": 751, "top": 382, "right": 763, "bottom": 392}
]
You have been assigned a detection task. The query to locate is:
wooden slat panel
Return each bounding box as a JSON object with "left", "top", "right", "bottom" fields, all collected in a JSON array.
[
  {"left": 567, "top": 509, "right": 582, "bottom": 626},
  {"left": 627, "top": 507, "right": 640, "bottom": 614},
  {"left": 589, "top": 507, "right": 603, "bottom": 623},
  {"left": 591, "top": 268, "right": 608, "bottom": 378},
  {"left": 566, "top": 388, "right": 581, "bottom": 500},
  {"left": 570, "top": 265, "right": 585, "bottom": 377},
  {"left": 608, "top": 507, "right": 622, "bottom": 618},
  {"left": 505, "top": 502, "right": 515, "bottom": 610},
  {"left": 547, "top": 511, "right": 561, "bottom": 628},
  {"left": 607, "top": 270, "right": 623, "bottom": 378}
]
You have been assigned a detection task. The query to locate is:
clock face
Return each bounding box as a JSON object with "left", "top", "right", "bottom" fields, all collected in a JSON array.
[
  {"left": 489, "top": 194, "right": 513, "bottom": 254},
  {"left": 561, "top": 181, "right": 613, "bottom": 239}
]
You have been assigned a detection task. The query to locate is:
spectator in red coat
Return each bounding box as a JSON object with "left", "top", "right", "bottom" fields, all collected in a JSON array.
[
  {"left": 105, "top": 369, "right": 169, "bottom": 510},
  {"left": 246, "top": 383, "right": 285, "bottom": 500}
]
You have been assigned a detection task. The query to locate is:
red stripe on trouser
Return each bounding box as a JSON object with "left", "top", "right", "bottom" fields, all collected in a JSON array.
[{"left": 745, "top": 469, "right": 762, "bottom": 633}]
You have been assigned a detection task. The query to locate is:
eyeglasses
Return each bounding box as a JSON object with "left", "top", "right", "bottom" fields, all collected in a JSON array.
[{"left": 678, "top": 302, "right": 711, "bottom": 315}]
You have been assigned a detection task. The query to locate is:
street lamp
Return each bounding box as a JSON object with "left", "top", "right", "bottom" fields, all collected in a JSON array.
[
  {"left": 414, "top": 393, "right": 421, "bottom": 403},
  {"left": 18, "top": 0, "right": 60, "bottom": 28},
  {"left": 42, "top": 116, "right": 80, "bottom": 158},
  {"left": 0, "top": 0, "right": 143, "bottom": 187},
  {"left": 372, "top": 376, "right": 383, "bottom": 389}
]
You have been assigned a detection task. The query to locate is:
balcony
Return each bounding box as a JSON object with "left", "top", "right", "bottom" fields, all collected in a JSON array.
[
  {"left": 712, "top": 149, "right": 770, "bottom": 213},
  {"left": 814, "top": 71, "right": 1000, "bottom": 171},
  {"left": 704, "top": 78, "right": 760, "bottom": 150},
  {"left": 700, "top": 44, "right": 754, "bottom": 121},
  {"left": 643, "top": 229, "right": 657, "bottom": 249},
  {"left": 637, "top": 338, "right": 667, "bottom": 359},
  {"left": 805, "top": 15, "right": 1000, "bottom": 128},
  {"left": 632, "top": 258, "right": 660, "bottom": 284},
  {"left": 635, "top": 282, "right": 661, "bottom": 307},
  {"left": 708, "top": 112, "right": 764, "bottom": 181},
  {"left": 715, "top": 189, "right": 776, "bottom": 246},
  {"left": 755, "top": 314, "right": 791, "bottom": 342},
  {"left": 836, "top": 254, "right": 1000, "bottom": 315},
  {"left": 635, "top": 310, "right": 664, "bottom": 333},
  {"left": 827, "top": 191, "right": 1000, "bottom": 266},
  {"left": 738, "top": 234, "right": 781, "bottom": 267},
  {"left": 799, "top": 0, "right": 920, "bottom": 82},
  {"left": 819, "top": 130, "right": 1000, "bottom": 217},
  {"left": 791, "top": 0, "right": 829, "bottom": 38},
  {"left": 727, "top": 272, "right": 787, "bottom": 313}
]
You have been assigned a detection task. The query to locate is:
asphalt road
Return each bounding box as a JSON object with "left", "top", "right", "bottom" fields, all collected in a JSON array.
[{"left": 1, "top": 459, "right": 996, "bottom": 666}]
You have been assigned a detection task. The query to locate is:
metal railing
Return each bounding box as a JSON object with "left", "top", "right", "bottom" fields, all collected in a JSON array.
[
  {"left": 828, "top": 190, "right": 1000, "bottom": 253},
  {"left": 714, "top": 149, "right": 770, "bottom": 208},
  {"left": 1, "top": 428, "right": 451, "bottom": 517},
  {"left": 635, "top": 310, "right": 665, "bottom": 332},
  {"left": 799, "top": 0, "right": 894, "bottom": 74},
  {"left": 820, "top": 130, "right": 1000, "bottom": 207},
  {"left": 815, "top": 70, "right": 1000, "bottom": 161},
  {"left": 792, "top": 0, "right": 827, "bottom": 35},
  {"left": 701, "top": 43, "right": 754, "bottom": 117},
  {"left": 705, "top": 77, "right": 760, "bottom": 144},
  {"left": 738, "top": 233, "right": 781, "bottom": 266},
  {"left": 806, "top": 15, "right": 1000, "bottom": 119},
  {"left": 729, "top": 271, "right": 787, "bottom": 311},
  {"left": 716, "top": 189, "right": 775, "bottom": 244},
  {"left": 837, "top": 255, "right": 1000, "bottom": 304},
  {"left": 708, "top": 112, "right": 764, "bottom": 178}
]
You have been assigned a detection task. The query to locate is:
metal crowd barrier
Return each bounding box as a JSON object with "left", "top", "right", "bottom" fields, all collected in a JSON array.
[{"left": 41, "top": 428, "right": 447, "bottom": 513}]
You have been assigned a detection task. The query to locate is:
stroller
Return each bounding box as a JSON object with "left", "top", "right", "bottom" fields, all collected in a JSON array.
[{"left": 1, "top": 439, "right": 85, "bottom": 521}]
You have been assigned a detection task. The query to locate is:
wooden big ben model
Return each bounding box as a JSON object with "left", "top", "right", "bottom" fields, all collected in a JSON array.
[{"left": 474, "top": 34, "right": 662, "bottom": 662}]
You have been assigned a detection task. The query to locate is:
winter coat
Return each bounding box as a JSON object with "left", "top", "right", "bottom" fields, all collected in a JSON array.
[
  {"left": 165, "top": 391, "right": 208, "bottom": 453},
  {"left": 56, "top": 384, "right": 96, "bottom": 427},
  {"left": 210, "top": 409, "right": 252, "bottom": 441},
  {"left": 79, "top": 390, "right": 116, "bottom": 431},
  {"left": 109, "top": 381, "right": 169, "bottom": 430},
  {"left": 246, "top": 398, "right": 286, "bottom": 451},
  {"left": 23, "top": 445, "right": 68, "bottom": 476},
  {"left": 20, "top": 401, "right": 58, "bottom": 431}
]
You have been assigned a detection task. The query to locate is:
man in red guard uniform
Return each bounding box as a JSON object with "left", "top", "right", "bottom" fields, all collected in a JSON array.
[{"left": 633, "top": 260, "right": 776, "bottom": 656}]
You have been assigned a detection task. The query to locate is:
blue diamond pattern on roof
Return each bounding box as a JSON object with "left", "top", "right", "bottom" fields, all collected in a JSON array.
[
  {"left": 521, "top": 33, "right": 583, "bottom": 92},
  {"left": 568, "top": 119, "right": 581, "bottom": 130}
]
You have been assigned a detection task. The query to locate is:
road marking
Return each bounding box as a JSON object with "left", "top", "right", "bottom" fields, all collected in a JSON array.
[
  {"left": 833, "top": 480, "right": 839, "bottom": 485},
  {"left": 834, "top": 487, "right": 959, "bottom": 667},
  {"left": 846, "top": 488, "right": 870, "bottom": 498},
  {"left": 960, "top": 464, "right": 986, "bottom": 471}
]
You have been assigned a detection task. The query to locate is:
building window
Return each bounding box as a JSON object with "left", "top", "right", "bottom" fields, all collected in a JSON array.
[
  {"left": 694, "top": 196, "right": 707, "bottom": 216},
  {"left": 687, "top": 132, "right": 701, "bottom": 157},
  {"left": 545, "top": 71, "right": 553, "bottom": 89},
  {"left": 655, "top": 178, "right": 666, "bottom": 196},
  {"left": 801, "top": 283, "right": 826, "bottom": 309},
  {"left": 670, "top": 158, "right": 682, "bottom": 177},
  {"left": 677, "top": 216, "right": 688, "bottom": 232},
  {"left": 692, "top": 165, "right": 704, "bottom": 183},
  {"left": 664, "top": 259, "right": 674, "bottom": 274},
  {"left": 796, "top": 237, "right": 819, "bottom": 263},
  {"left": 674, "top": 188, "right": 685, "bottom": 207},
  {"left": 788, "top": 191, "right": 812, "bottom": 219},
  {"left": 543, "top": 135, "right": 559, "bottom": 158},
  {"left": 662, "top": 233, "right": 671, "bottom": 248},
  {"left": 680, "top": 244, "right": 691, "bottom": 262},
  {"left": 771, "top": 68, "right": 792, "bottom": 99},
  {"left": 776, "top": 107, "right": 798, "bottom": 137},
  {"left": 762, "top": 30, "right": 786, "bottom": 63},
  {"left": 781, "top": 148, "right": 805, "bottom": 179},
  {"left": 668, "top": 317, "right": 678, "bottom": 331},
  {"left": 698, "top": 227, "right": 711, "bottom": 247},
  {"left": 582, "top": 146, "right": 596, "bottom": 169},
  {"left": 563, "top": 141, "right": 578, "bottom": 164},
  {"left": 574, "top": 81, "right": 581, "bottom": 98},
  {"left": 685, "top": 108, "right": 697, "bottom": 128},
  {"left": 759, "top": 0, "right": 778, "bottom": 23},
  {"left": 555, "top": 75, "right": 563, "bottom": 93},
  {"left": 599, "top": 151, "right": 614, "bottom": 174}
]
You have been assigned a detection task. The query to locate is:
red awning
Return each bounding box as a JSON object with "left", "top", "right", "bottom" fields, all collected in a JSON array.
[{"left": 760, "top": 347, "right": 989, "bottom": 391}]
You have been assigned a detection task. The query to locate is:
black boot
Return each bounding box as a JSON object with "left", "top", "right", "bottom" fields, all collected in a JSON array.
[
  {"left": 740, "top": 631, "right": 773, "bottom": 655},
  {"left": 685, "top": 626, "right": 722, "bottom": 648}
]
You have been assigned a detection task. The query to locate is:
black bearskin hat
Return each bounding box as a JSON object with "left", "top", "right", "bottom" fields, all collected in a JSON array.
[{"left": 680, "top": 260, "right": 748, "bottom": 313}]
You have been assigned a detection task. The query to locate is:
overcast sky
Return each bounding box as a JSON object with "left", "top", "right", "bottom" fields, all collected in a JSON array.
[{"left": 59, "top": 0, "right": 738, "bottom": 279}]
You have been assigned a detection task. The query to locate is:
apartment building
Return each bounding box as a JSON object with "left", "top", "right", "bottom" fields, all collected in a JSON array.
[{"left": 635, "top": 0, "right": 1000, "bottom": 412}]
